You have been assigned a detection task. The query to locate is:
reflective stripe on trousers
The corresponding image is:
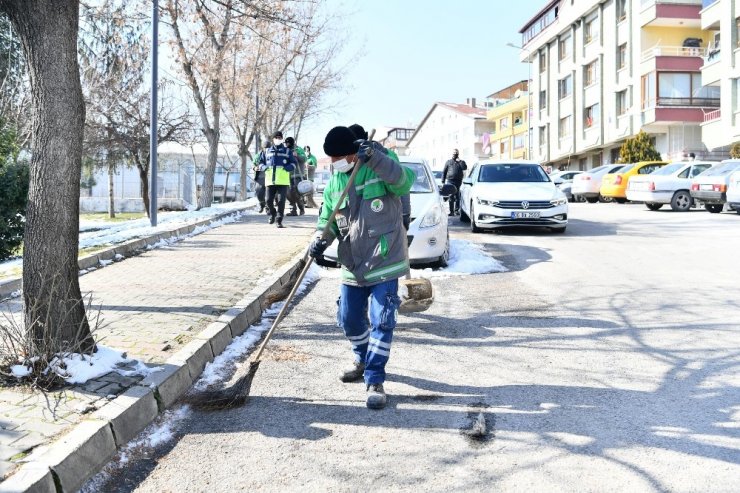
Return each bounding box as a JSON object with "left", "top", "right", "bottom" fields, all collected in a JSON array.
[{"left": 337, "top": 279, "right": 400, "bottom": 385}]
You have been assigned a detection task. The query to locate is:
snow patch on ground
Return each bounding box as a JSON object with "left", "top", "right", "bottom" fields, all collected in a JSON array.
[{"left": 10, "top": 345, "right": 161, "bottom": 385}]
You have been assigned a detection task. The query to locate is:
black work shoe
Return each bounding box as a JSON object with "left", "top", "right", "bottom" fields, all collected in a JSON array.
[
  {"left": 277, "top": 222, "right": 285, "bottom": 228},
  {"left": 258, "top": 205, "right": 264, "bottom": 213},
  {"left": 340, "top": 361, "right": 365, "bottom": 383},
  {"left": 286, "top": 211, "right": 298, "bottom": 217},
  {"left": 299, "top": 209, "right": 305, "bottom": 216},
  {"left": 366, "top": 383, "right": 386, "bottom": 409},
  {"left": 268, "top": 215, "right": 275, "bottom": 224}
]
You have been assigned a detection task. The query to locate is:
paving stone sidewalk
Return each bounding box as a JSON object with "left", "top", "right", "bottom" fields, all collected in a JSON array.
[{"left": 0, "top": 209, "right": 317, "bottom": 483}]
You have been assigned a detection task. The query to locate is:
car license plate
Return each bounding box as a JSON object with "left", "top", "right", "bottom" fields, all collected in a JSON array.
[
  {"left": 701, "top": 184, "right": 713, "bottom": 190},
  {"left": 511, "top": 211, "right": 540, "bottom": 219}
]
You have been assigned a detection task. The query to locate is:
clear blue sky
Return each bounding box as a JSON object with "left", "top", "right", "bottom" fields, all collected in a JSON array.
[{"left": 299, "top": 0, "right": 545, "bottom": 157}]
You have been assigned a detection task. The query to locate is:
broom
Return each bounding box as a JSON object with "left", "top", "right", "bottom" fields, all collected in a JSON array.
[{"left": 188, "top": 131, "right": 374, "bottom": 410}]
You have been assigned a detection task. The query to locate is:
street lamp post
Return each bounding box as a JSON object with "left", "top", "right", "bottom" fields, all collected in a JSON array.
[
  {"left": 150, "top": 0, "right": 159, "bottom": 226},
  {"left": 506, "top": 42, "right": 532, "bottom": 161}
]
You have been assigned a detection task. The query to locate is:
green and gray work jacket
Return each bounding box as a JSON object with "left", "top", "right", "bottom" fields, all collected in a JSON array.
[{"left": 317, "top": 152, "right": 415, "bottom": 286}]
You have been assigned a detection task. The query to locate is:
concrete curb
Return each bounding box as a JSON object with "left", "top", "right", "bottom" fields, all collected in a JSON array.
[
  {"left": 0, "top": 250, "right": 308, "bottom": 493},
  {"left": 0, "top": 207, "right": 252, "bottom": 299}
]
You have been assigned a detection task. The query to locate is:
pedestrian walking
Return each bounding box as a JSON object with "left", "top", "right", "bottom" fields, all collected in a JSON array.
[
  {"left": 285, "top": 136, "right": 306, "bottom": 216},
  {"left": 259, "top": 130, "right": 296, "bottom": 228},
  {"left": 304, "top": 145, "right": 319, "bottom": 208},
  {"left": 308, "top": 126, "right": 415, "bottom": 410},
  {"left": 442, "top": 148, "right": 467, "bottom": 216},
  {"left": 252, "top": 139, "right": 271, "bottom": 213}
]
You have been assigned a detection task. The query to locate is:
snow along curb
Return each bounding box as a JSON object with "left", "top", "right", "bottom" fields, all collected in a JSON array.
[
  {"left": 0, "top": 251, "right": 308, "bottom": 493},
  {"left": 0, "top": 207, "right": 251, "bottom": 300}
]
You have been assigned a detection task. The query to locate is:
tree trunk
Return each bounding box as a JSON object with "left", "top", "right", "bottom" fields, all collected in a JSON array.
[
  {"left": 137, "top": 165, "right": 150, "bottom": 218},
  {"left": 223, "top": 171, "right": 230, "bottom": 202},
  {"left": 238, "top": 143, "right": 247, "bottom": 201},
  {"left": 107, "top": 163, "right": 115, "bottom": 219},
  {"left": 197, "top": 132, "right": 217, "bottom": 209},
  {"left": 0, "top": 0, "right": 94, "bottom": 351}
]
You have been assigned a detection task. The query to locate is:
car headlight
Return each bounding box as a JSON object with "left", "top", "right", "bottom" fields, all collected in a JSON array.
[
  {"left": 419, "top": 203, "right": 443, "bottom": 228},
  {"left": 550, "top": 197, "right": 567, "bottom": 206},
  {"left": 476, "top": 197, "right": 499, "bottom": 207}
]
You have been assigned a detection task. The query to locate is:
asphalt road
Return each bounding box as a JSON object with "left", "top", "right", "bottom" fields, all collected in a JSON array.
[{"left": 90, "top": 202, "right": 740, "bottom": 492}]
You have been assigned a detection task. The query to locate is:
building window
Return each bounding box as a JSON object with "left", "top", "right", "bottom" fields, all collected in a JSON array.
[
  {"left": 539, "top": 90, "right": 547, "bottom": 110},
  {"left": 655, "top": 72, "right": 720, "bottom": 107},
  {"left": 641, "top": 72, "right": 656, "bottom": 109},
  {"left": 617, "top": 89, "right": 629, "bottom": 116},
  {"left": 559, "top": 34, "right": 571, "bottom": 61},
  {"left": 616, "top": 0, "right": 627, "bottom": 22},
  {"left": 522, "top": 3, "right": 559, "bottom": 46},
  {"left": 558, "top": 115, "right": 572, "bottom": 139},
  {"left": 736, "top": 18, "right": 740, "bottom": 48},
  {"left": 584, "top": 14, "right": 599, "bottom": 45},
  {"left": 617, "top": 43, "right": 627, "bottom": 70},
  {"left": 539, "top": 50, "right": 547, "bottom": 73},
  {"left": 578, "top": 158, "right": 588, "bottom": 171},
  {"left": 558, "top": 74, "right": 573, "bottom": 99},
  {"left": 500, "top": 140, "right": 509, "bottom": 156},
  {"left": 513, "top": 113, "right": 524, "bottom": 126},
  {"left": 513, "top": 134, "right": 525, "bottom": 149},
  {"left": 539, "top": 126, "right": 547, "bottom": 149},
  {"left": 592, "top": 152, "right": 602, "bottom": 168},
  {"left": 735, "top": 79, "right": 740, "bottom": 113},
  {"left": 500, "top": 117, "right": 509, "bottom": 130},
  {"left": 584, "top": 103, "right": 600, "bottom": 128},
  {"left": 584, "top": 60, "right": 599, "bottom": 87}
]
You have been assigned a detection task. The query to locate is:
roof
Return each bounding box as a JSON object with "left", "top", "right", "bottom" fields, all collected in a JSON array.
[
  {"left": 519, "top": 0, "right": 560, "bottom": 34},
  {"left": 487, "top": 81, "right": 529, "bottom": 101},
  {"left": 406, "top": 102, "right": 488, "bottom": 148}
]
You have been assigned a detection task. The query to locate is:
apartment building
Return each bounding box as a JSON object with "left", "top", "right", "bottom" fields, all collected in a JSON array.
[
  {"left": 699, "top": 0, "right": 740, "bottom": 150},
  {"left": 485, "top": 81, "right": 531, "bottom": 160},
  {"left": 379, "top": 127, "right": 415, "bottom": 156},
  {"left": 406, "top": 101, "right": 495, "bottom": 170},
  {"left": 520, "top": 0, "right": 720, "bottom": 170}
]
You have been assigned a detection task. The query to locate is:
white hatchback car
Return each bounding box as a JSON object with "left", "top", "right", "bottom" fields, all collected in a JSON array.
[
  {"left": 626, "top": 161, "right": 717, "bottom": 211},
  {"left": 571, "top": 164, "right": 625, "bottom": 203},
  {"left": 320, "top": 157, "right": 450, "bottom": 267},
  {"left": 459, "top": 160, "right": 568, "bottom": 233},
  {"left": 724, "top": 170, "right": 740, "bottom": 214}
]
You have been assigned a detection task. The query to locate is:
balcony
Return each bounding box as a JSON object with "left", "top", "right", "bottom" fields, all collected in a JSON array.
[
  {"left": 640, "top": 45, "right": 706, "bottom": 74},
  {"left": 701, "top": 0, "right": 721, "bottom": 30},
  {"left": 702, "top": 53, "right": 722, "bottom": 85},
  {"left": 641, "top": 0, "right": 702, "bottom": 28},
  {"left": 642, "top": 96, "right": 720, "bottom": 124},
  {"left": 703, "top": 108, "right": 721, "bottom": 122}
]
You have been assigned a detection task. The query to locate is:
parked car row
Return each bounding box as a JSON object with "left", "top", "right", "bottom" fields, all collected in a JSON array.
[{"left": 572, "top": 158, "right": 740, "bottom": 213}]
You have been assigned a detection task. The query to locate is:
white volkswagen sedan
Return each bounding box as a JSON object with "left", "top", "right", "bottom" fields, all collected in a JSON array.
[
  {"left": 320, "top": 157, "right": 450, "bottom": 267},
  {"left": 626, "top": 161, "right": 717, "bottom": 211},
  {"left": 459, "top": 160, "right": 568, "bottom": 233}
]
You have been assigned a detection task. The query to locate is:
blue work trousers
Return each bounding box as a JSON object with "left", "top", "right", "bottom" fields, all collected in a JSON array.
[{"left": 337, "top": 279, "right": 401, "bottom": 385}]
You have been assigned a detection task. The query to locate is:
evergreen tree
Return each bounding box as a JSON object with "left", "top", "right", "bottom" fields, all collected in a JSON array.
[{"left": 619, "top": 130, "right": 662, "bottom": 163}]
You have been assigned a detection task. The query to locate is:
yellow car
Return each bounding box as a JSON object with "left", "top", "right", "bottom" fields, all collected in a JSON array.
[{"left": 600, "top": 160, "right": 668, "bottom": 203}]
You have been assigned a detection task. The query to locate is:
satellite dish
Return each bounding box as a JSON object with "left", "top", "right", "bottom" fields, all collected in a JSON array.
[{"left": 514, "top": 89, "right": 522, "bottom": 99}]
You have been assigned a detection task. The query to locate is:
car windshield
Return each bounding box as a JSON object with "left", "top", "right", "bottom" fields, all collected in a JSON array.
[
  {"left": 702, "top": 161, "right": 740, "bottom": 176},
  {"left": 651, "top": 163, "right": 684, "bottom": 176},
  {"left": 478, "top": 164, "right": 550, "bottom": 183},
  {"left": 403, "top": 162, "right": 434, "bottom": 193},
  {"left": 618, "top": 164, "right": 636, "bottom": 174}
]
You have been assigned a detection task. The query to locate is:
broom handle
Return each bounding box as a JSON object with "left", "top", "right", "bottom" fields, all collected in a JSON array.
[{"left": 251, "top": 130, "right": 375, "bottom": 363}]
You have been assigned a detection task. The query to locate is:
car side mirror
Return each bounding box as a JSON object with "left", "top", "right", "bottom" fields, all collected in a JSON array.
[{"left": 462, "top": 178, "right": 472, "bottom": 185}]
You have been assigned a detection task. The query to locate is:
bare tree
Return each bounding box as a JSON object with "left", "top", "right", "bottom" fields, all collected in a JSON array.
[
  {"left": 0, "top": 12, "right": 30, "bottom": 154},
  {"left": 80, "top": 1, "right": 194, "bottom": 218},
  {"left": 0, "top": 0, "right": 94, "bottom": 351}
]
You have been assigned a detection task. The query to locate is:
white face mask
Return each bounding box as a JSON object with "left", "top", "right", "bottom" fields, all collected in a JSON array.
[
  {"left": 333, "top": 157, "right": 354, "bottom": 173},
  {"left": 273, "top": 138, "right": 283, "bottom": 146}
]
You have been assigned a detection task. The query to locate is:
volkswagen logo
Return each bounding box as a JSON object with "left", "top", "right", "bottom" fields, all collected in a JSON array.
[{"left": 521, "top": 201, "right": 530, "bottom": 209}]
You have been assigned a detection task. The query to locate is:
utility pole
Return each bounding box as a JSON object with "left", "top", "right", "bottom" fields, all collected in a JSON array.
[{"left": 150, "top": 0, "right": 159, "bottom": 226}]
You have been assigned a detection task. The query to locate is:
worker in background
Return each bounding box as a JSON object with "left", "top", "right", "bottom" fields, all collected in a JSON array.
[
  {"left": 259, "top": 130, "right": 296, "bottom": 228},
  {"left": 304, "top": 145, "right": 319, "bottom": 208},
  {"left": 285, "top": 136, "right": 306, "bottom": 216},
  {"left": 252, "top": 139, "right": 271, "bottom": 213}
]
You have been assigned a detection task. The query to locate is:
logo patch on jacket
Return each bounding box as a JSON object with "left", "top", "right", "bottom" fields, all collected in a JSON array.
[{"left": 370, "top": 198, "right": 383, "bottom": 212}]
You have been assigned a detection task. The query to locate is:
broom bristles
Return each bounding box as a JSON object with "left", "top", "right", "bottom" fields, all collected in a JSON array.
[
  {"left": 187, "top": 360, "right": 261, "bottom": 410},
  {"left": 263, "top": 258, "right": 306, "bottom": 306}
]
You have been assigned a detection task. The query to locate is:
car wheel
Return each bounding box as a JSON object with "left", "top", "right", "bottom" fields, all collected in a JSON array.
[
  {"left": 646, "top": 203, "right": 663, "bottom": 211},
  {"left": 550, "top": 226, "right": 566, "bottom": 234},
  {"left": 705, "top": 203, "right": 723, "bottom": 214},
  {"left": 433, "top": 233, "right": 450, "bottom": 268},
  {"left": 470, "top": 203, "right": 481, "bottom": 233},
  {"left": 599, "top": 194, "right": 613, "bottom": 203},
  {"left": 614, "top": 197, "right": 628, "bottom": 204},
  {"left": 459, "top": 206, "right": 470, "bottom": 223},
  {"left": 670, "top": 190, "right": 692, "bottom": 212},
  {"left": 585, "top": 197, "right": 599, "bottom": 204}
]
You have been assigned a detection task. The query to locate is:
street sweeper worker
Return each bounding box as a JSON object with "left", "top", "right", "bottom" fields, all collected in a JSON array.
[
  {"left": 308, "top": 126, "right": 415, "bottom": 410},
  {"left": 259, "top": 130, "right": 296, "bottom": 228}
]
